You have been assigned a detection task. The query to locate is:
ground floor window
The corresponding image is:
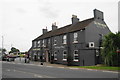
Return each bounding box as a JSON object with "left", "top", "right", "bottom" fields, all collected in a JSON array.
[
  {"left": 73, "top": 50, "right": 79, "bottom": 61},
  {"left": 63, "top": 50, "right": 67, "bottom": 61},
  {"left": 54, "top": 51, "right": 57, "bottom": 60}
]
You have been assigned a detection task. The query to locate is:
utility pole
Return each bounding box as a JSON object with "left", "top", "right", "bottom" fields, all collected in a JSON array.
[{"left": 1, "top": 36, "right": 3, "bottom": 55}]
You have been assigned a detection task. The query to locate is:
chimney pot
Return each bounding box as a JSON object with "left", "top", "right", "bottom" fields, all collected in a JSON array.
[
  {"left": 71, "top": 15, "right": 79, "bottom": 24},
  {"left": 52, "top": 22, "right": 58, "bottom": 30},
  {"left": 42, "top": 29, "right": 47, "bottom": 34}
]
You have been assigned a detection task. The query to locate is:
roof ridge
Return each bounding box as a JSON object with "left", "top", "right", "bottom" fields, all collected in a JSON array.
[{"left": 33, "top": 18, "right": 94, "bottom": 41}]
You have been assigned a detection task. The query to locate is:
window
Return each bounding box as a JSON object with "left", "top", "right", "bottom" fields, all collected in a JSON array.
[
  {"left": 37, "top": 40, "right": 41, "bottom": 47},
  {"left": 54, "top": 37, "right": 57, "bottom": 45},
  {"left": 54, "top": 51, "right": 57, "bottom": 60},
  {"left": 63, "top": 50, "right": 67, "bottom": 61},
  {"left": 42, "top": 39, "right": 45, "bottom": 47},
  {"left": 73, "top": 50, "right": 79, "bottom": 61},
  {"left": 63, "top": 35, "right": 67, "bottom": 44},
  {"left": 48, "top": 38, "right": 50, "bottom": 44},
  {"left": 73, "top": 32, "right": 78, "bottom": 43},
  {"left": 34, "top": 41, "right": 37, "bottom": 47}
]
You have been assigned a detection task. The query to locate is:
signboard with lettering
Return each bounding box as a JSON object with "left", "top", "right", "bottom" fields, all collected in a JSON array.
[
  {"left": 94, "top": 21, "right": 107, "bottom": 28},
  {"left": 55, "top": 46, "right": 65, "bottom": 49}
]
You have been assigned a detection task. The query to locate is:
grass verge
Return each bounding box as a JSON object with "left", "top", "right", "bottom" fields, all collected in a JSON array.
[{"left": 71, "top": 65, "right": 119, "bottom": 71}]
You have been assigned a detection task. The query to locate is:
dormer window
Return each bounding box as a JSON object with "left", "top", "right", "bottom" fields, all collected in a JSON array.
[
  {"left": 63, "top": 35, "right": 67, "bottom": 44},
  {"left": 73, "top": 32, "right": 78, "bottom": 43}
]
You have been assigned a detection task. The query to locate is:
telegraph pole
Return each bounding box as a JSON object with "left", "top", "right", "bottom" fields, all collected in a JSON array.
[{"left": 1, "top": 36, "right": 4, "bottom": 55}]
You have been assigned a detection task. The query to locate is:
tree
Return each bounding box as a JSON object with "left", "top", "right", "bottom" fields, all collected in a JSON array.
[
  {"left": 9, "top": 47, "right": 20, "bottom": 54},
  {"left": 101, "top": 32, "right": 120, "bottom": 66},
  {"left": 0, "top": 48, "right": 7, "bottom": 54}
]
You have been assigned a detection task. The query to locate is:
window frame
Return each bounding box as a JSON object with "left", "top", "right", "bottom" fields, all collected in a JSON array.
[
  {"left": 37, "top": 40, "right": 41, "bottom": 47},
  {"left": 54, "top": 37, "right": 57, "bottom": 45},
  {"left": 34, "top": 41, "right": 37, "bottom": 47},
  {"left": 63, "top": 35, "right": 67, "bottom": 44},
  {"left": 73, "top": 32, "right": 78, "bottom": 43},
  {"left": 42, "top": 39, "right": 46, "bottom": 47},
  {"left": 54, "top": 51, "right": 57, "bottom": 60},
  {"left": 63, "top": 50, "right": 67, "bottom": 61},
  {"left": 73, "top": 50, "right": 79, "bottom": 61}
]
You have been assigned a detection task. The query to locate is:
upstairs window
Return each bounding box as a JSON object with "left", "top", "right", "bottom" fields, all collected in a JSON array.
[
  {"left": 54, "top": 37, "right": 57, "bottom": 45},
  {"left": 42, "top": 39, "right": 45, "bottom": 47},
  {"left": 63, "top": 50, "right": 67, "bottom": 61},
  {"left": 54, "top": 51, "right": 57, "bottom": 60},
  {"left": 73, "top": 50, "right": 79, "bottom": 61},
  {"left": 63, "top": 35, "right": 67, "bottom": 44},
  {"left": 48, "top": 38, "right": 50, "bottom": 44},
  {"left": 37, "top": 40, "right": 41, "bottom": 47},
  {"left": 73, "top": 32, "right": 78, "bottom": 43},
  {"left": 34, "top": 41, "right": 37, "bottom": 47}
]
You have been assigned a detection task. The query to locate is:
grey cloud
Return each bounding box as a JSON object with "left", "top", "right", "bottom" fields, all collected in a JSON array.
[
  {"left": 40, "top": 6, "right": 59, "bottom": 18},
  {"left": 38, "top": 0, "right": 60, "bottom": 18}
]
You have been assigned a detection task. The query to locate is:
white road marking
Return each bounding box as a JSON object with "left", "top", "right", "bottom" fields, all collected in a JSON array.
[
  {"left": 87, "top": 69, "right": 94, "bottom": 71},
  {"left": 102, "top": 71, "right": 119, "bottom": 73},
  {"left": 46, "top": 66, "right": 53, "bottom": 68},
  {"left": 69, "top": 68, "right": 79, "bottom": 70},
  {"left": 34, "top": 74, "right": 42, "bottom": 78}
]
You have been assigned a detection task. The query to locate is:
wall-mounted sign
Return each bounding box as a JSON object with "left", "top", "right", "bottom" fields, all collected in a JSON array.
[
  {"left": 94, "top": 21, "right": 107, "bottom": 28},
  {"left": 55, "top": 46, "right": 65, "bottom": 49}
]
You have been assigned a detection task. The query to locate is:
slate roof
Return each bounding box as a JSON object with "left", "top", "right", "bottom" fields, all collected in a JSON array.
[{"left": 33, "top": 18, "right": 94, "bottom": 41}]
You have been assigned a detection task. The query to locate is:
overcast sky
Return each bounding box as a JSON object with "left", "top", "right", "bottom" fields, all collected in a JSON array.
[{"left": 0, "top": 0, "right": 119, "bottom": 52}]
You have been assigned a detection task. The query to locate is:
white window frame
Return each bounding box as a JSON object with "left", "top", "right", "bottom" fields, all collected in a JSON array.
[
  {"left": 73, "top": 32, "right": 78, "bottom": 43},
  {"left": 63, "top": 35, "right": 67, "bottom": 44},
  {"left": 73, "top": 50, "right": 79, "bottom": 61},
  {"left": 37, "top": 40, "right": 41, "bottom": 47},
  {"left": 63, "top": 50, "right": 67, "bottom": 61},
  {"left": 54, "top": 51, "right": 57, "bottom": 60},
  {"left": 42, "top": 39, "right": 46, "bottom": 47},
  {"left": 34, "top": 41, "right": 37, "bottom": 47},
  {"left": 54, "top": 37, "right": 57, "bottom": 45},
  {"left": 48, "top": 38, "right": 50, "bottom": 44}
]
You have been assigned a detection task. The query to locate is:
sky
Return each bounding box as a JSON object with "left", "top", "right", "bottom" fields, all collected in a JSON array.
[{"left": 0, "top": 0, "right": 119, "bottom": 52}]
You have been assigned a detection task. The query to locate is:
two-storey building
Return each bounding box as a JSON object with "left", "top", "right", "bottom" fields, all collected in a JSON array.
[{"left": 28, "top": 9, "right": 111, "bottom": 66}]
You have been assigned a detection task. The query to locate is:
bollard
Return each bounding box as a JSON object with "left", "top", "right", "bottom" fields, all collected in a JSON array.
[{"left": 41, "top": 62, "right": 43, "bottom": 65}]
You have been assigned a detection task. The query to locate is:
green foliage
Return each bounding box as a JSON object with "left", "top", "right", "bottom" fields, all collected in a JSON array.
[
  {"left": 0, "top": 48, "right": 7, "bottom": 54},
  {"left": 9, "top": 47, "right": 20, "bottom": 54},
  {"left": 101, "top": 32, "right": 120, "bottom": 66},
  {"left": 72, "top": 66, "right": 119, "bottom": 71}
]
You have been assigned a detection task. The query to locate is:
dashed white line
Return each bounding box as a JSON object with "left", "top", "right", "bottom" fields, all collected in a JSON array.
[
  {"left": 102, "top": 71, "right": 119, "bottom": 73},
  {"left": 87, "top": 69, "right": 94, "bottom": 71},
  {"left": 34, "top": 74, "right": 42, "bottom": 78},
  {"left": 69, "top": 68, "right": 79, "bottom": 70}
]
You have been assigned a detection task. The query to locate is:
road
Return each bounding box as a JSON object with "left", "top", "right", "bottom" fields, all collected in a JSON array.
[{"left": 2, "top": 61, "right": 119, "bottom": 78}]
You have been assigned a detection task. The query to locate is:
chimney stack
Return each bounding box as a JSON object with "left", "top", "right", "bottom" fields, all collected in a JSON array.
[
  {"left": 52, "top": 22, "right": 58, "bottom": 30},
  {"left": 94, "top": 9, "right": 104, "bottom": 20},
  {"left": 71, "top": 15, "right": 79, "bottom": 24},
  {"left": 42, "top": 28, "right": 47, "bottom": 34}
]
